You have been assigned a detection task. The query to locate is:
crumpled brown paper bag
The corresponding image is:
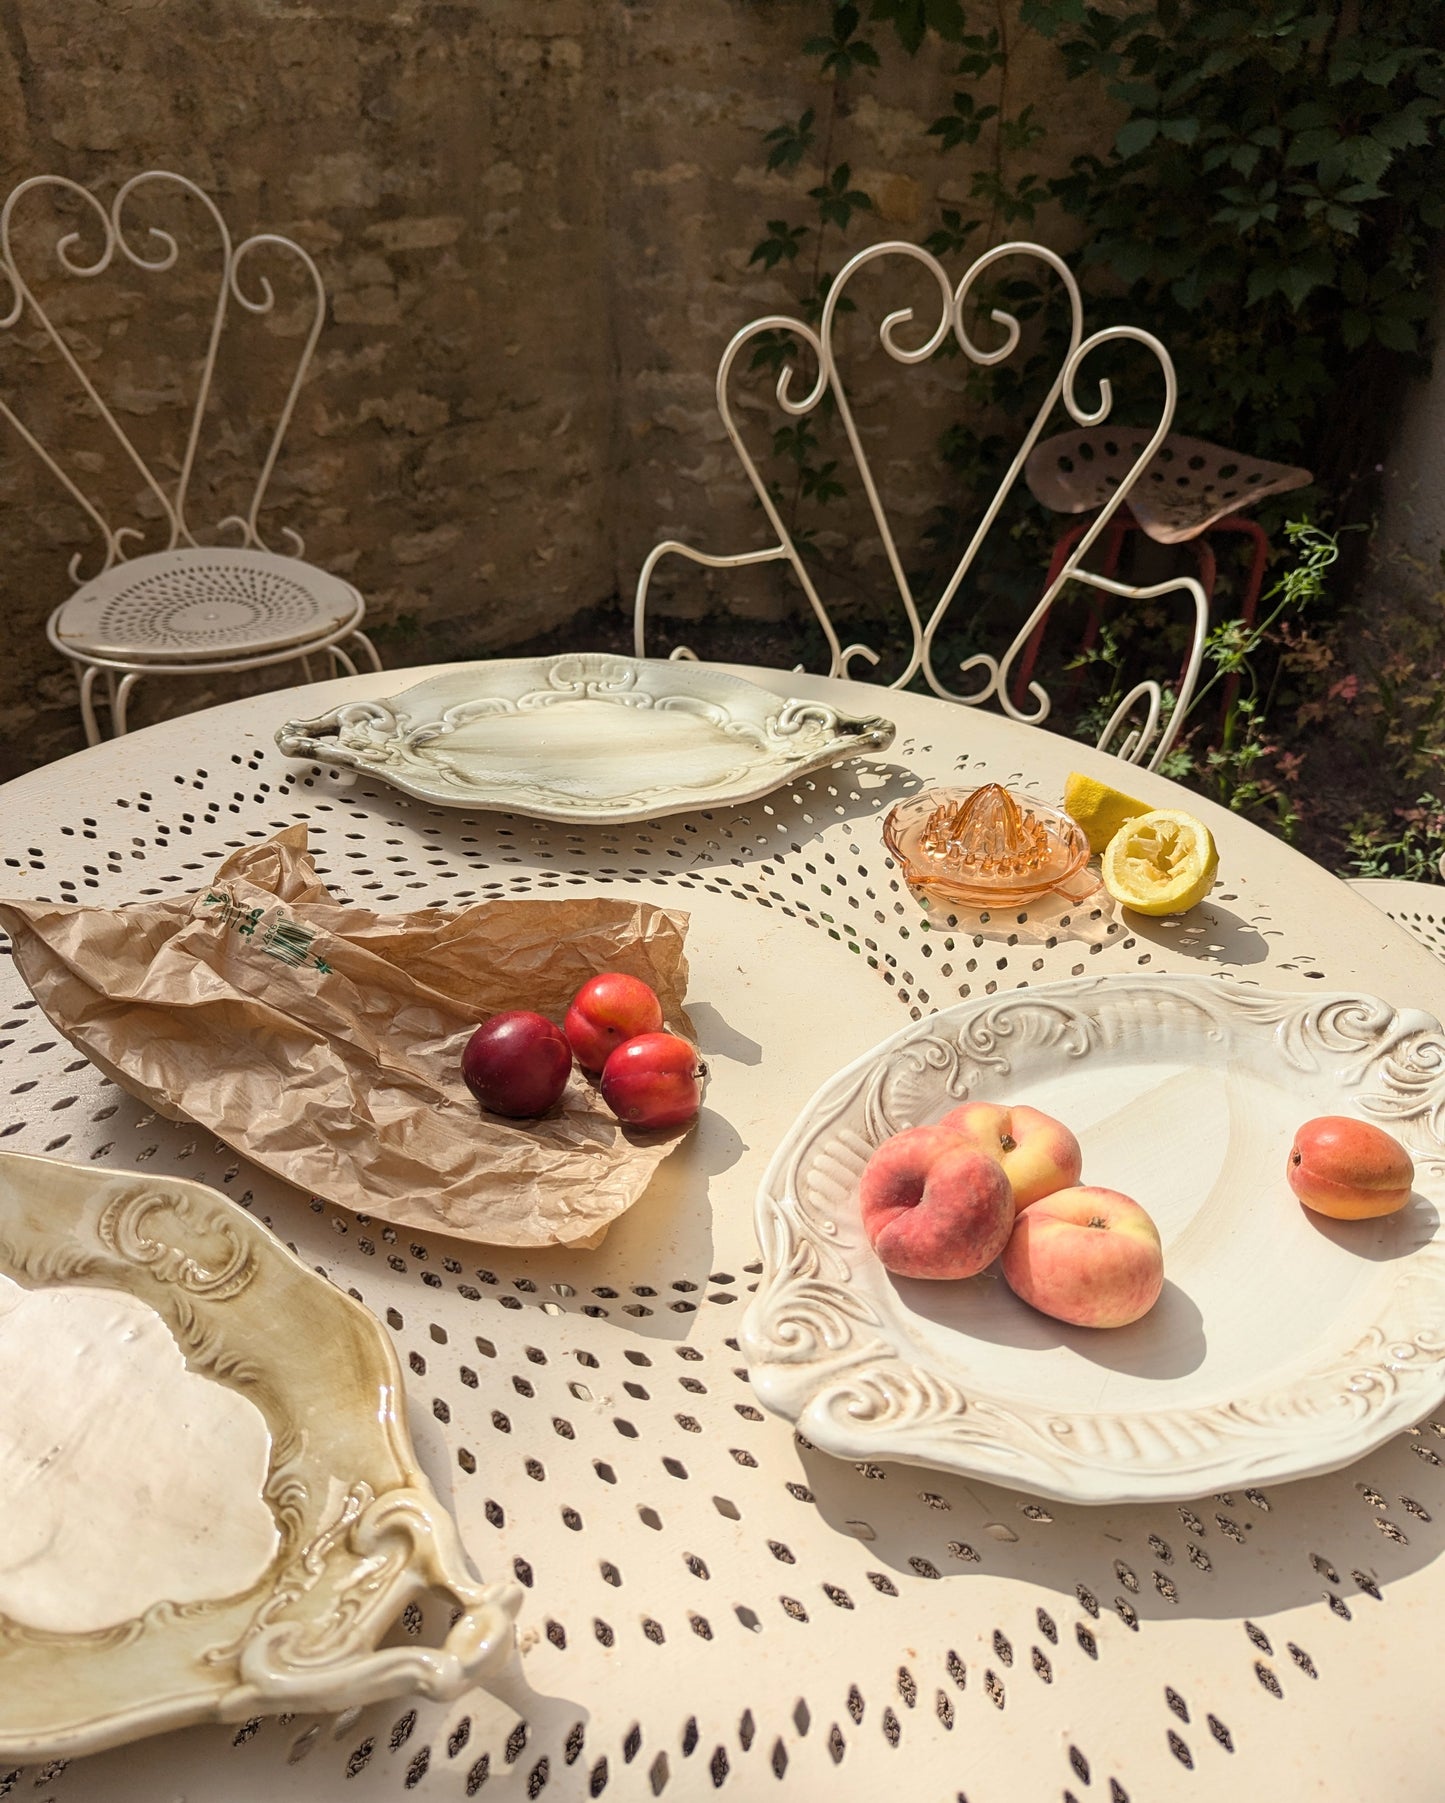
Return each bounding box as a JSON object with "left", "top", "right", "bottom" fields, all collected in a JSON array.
[{"left": 0, "top": 826, "right": 694, "bottom": 1249}]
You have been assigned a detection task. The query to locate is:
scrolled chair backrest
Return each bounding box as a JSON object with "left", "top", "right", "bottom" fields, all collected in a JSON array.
[
  {"left": 633, "top": 237, "right": 1207, "bottom": 769},
  {"left": 0, "top": 169, "right": 326, "bottom": 586}
]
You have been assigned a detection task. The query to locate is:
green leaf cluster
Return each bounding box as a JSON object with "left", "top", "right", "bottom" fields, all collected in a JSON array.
[{"left": 1032, "top": 0, "right": 1445, "bottom": 480}]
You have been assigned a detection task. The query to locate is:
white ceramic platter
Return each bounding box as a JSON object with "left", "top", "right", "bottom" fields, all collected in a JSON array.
[
  {"left": 275, "top": 653, "right": 896, "bottom": 821},
  {"left": 742, "top": 975, "right": 1445, "bottom": 1505},
  {"left": 0, "top": 1150, "right": 520, "bottom": 1761}
]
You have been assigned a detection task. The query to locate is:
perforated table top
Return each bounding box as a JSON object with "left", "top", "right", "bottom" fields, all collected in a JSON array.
[{"left": 1, "top": 662, "right": 1443, "bottom": 1803}]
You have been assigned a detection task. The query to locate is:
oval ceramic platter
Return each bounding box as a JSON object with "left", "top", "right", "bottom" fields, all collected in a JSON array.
[
  {"left": 0, "top": 1149, "right": 520, "bottom": 1761},
  {"left": 741, "top": 975, "right": 1445, "bottom": 1505},
  {"left": 275, "top": 653, "right": 896, "bottom": 823}
]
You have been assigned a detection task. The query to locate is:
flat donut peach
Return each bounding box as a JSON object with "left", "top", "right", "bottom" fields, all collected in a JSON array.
[
  {"left": 938, "top": 1101, "right": 1082, "bottom": 1209},
  {"left": 858, "top": 1125, "right": 1015, "bottom": 1280}
]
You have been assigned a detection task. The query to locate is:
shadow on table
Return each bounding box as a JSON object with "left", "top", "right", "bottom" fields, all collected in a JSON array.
[
  {"left": 1128, "top": 901, "right": 1276, "bottom": 967},
  {"left": 31, "top": 1611, "right": 589, "bottom": 1796},
  {"left": 792, "top": 1425, "right": 1445, "bottom": 1630},
  {"left": 683, "top": 755, "right": 924, "bottom": 860},
  {"left": 902, "top": 1275, "right": 1207, "bottom": 1381},
  {"left": 919, "top": 883, "right": 1124, "bottom": 948}
]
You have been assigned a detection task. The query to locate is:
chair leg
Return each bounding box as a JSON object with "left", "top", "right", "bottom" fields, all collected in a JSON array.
[
  {"left": 350, "top": 629, "right": 382, "bottom": 672},
  {"left": 300, "top": 654, "right": 316, "bottom": 683},
  {"left": 77, "top": 665, "right": 104, "bottom": 747},
  {"left": 1222, "top": 514, "right": 1271, "bottom": 630},
  {"left": 330, "top": 642, "right": 359, "bottom": 677},
  {"left": 113, "top": 672, "right": 141, "bottom": 737}
]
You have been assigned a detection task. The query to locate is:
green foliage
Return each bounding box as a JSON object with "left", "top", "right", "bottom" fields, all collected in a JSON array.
[
  {"left": 808, "top": 162, "right": 875, "bottom": 231},
  {"left": 804, "top": 4, "right": 882, "bottom": 77},
  {"left": 1346, "top": 800, "right": 1445, "bottom": 881},
  {"left": 1029, "top": 0, "right": 1445, "bottom": 485},
  {"left": 764, "top": 110, "right": 817, "bottom": 173},
  {"left": 1158, "top": 522, "right": 1340, "bottom": 837},
  {"left": 869, "top": 0, "right": 969, "bottom": 53}
]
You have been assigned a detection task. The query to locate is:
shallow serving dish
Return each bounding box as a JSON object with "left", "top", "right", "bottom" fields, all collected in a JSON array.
[
  {"left": 0, "top": 1150, "right": 520, "bottom": 1761},
  {"left": 275, "top": 653, "right": 895, "bottom": 822},
  {"left": 742, "top": 975, "right": 1445, "bottom": 1505}
]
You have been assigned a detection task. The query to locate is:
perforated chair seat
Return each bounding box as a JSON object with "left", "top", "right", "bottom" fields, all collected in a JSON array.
[
  {"left": 1025, "top": 429, "right": 1312, "bottom": 544},
  {"left": 51, "top": 546, "right": 363, "bottom": 665}
]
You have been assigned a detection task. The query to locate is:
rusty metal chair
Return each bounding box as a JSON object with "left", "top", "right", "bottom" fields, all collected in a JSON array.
[{"left": 1013, "top": 428, "right": 1311, "bottom": 706}]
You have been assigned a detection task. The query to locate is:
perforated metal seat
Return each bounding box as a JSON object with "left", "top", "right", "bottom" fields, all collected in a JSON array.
[
  {"left": 51, "top": 546, "right": 364, "bottom": 664},
  {"left": 1, "top": 169, "right": 382, "bottom": 743}
]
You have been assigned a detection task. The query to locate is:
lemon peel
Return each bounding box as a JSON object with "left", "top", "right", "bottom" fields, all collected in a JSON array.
[
  {"left": 1063, "top": 770, "right": 1150, "bottom": 855},
  {"left": 1100, "top": 809, "right": 1218, "bottom": 916}
]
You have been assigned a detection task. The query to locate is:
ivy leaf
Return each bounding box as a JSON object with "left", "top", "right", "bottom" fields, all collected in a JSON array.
[
  {"left": 1278, "top": 250, "right": 1335, "bottom": 311},
  {"left": 809, "top": 162, "right": 875, "bottom": 230},
  {"left": 748, "top": 221, "right": 810, "bottom": 271},
  {"left": 1282, "top": 101, "right": 1333, "bottom": 131},
  {"left": 927, "top": 92, "right": 998, "bottom": 150},
  {"left": 1115, "top": 117, "right": 1160, "bottom": 159},
  {"left": 868, "top": 0, "right": 967, "bottom": 53},
  {"left": 1371, "top": 108, "right": 1432, "bottom": 152},
  {"left": 801, "top": 458, "right": 848, "bottom": 504},
  {"left": 804, "top": 5, "right": 882, "bottom": 78},
  {"left": 922, "top": 208, "right": 981, "bottom": 256},
  {"left": 1019, "top": 0, "right": 1086, "bottom": 32},
  {"left": 748, "top": 330, "right": 794, "bottom": 378},
  {"left": 1323, "top": 136, "right": 1394, "bottom": 188},
  {"left": 1374, "top": 311, "right": 1420, "bottom": 353},
  {"left": 1340, "top": 308, "right": 1371, "bottom": 351},
  {"left": 772, "top": 420, "right": 820, "bottom": 466},
  {"left": 1284, "top": 127, "right": 1340, "bottom": 169},
  {"left": 1002, "top": 104, "right": 1046, "bottom": 153},
  {"left": 763, "top": 108, "right": 816, "bottom": 173}
]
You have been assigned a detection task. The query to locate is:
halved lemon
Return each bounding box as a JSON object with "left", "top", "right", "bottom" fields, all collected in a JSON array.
[
  {"left": 1100, "top": 809, "right": 1218, "bottom": 915},
  {"left": 1063, "top": 770, "right": 1150, "bottom": 855}
]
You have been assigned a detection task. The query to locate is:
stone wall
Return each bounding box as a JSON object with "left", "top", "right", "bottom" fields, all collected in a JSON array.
[{"left": 0, "top": 0, "right": 1114, "bottom": 775}]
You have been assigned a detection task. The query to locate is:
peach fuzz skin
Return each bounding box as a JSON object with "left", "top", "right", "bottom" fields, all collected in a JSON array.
[
  {"left": 939, "top": 1101, "right": 1082, "bottom": 1210},
  {"left": 1288, "top": 1115, "right": 1414, "bottom": 1220},
  {"left": 1002, "top": 1186, "right": 1163, "bottom": 1329},
  {"left": 858, "top": 1125, "right": 1014, "bottom": 1281}
]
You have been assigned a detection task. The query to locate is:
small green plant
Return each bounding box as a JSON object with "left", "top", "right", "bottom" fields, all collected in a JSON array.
[
  {"left": 1157, "top": 522, "right": 1340, "bottom": 838},
  {"left": 1346, "top": 797, "right": 1445, "bottom": 882}
]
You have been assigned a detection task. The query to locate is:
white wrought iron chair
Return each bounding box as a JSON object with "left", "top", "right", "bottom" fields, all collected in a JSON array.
[
  {"left": 634, "top": 239, "right": 1207, "bottom": 771},
  {"left": 0, "top": 170, "right": 380, "bottom": 744}
]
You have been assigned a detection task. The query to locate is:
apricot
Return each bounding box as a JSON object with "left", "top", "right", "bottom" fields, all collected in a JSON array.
[{"left": 1287, "top": 1115, "right": 1414, "bottom": 1220}]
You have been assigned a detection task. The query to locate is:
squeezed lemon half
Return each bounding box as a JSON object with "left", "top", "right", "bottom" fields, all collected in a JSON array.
[
  {"left": 1100, "top": 809, "right": 1218, "bottom": 915},
  {"left": 1063, "top": 770, "right": 1149, "bottom": 855}
]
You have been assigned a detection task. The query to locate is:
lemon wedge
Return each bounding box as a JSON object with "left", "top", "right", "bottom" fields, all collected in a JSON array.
[
  {"left": 1063, "top": 770, "right": 1150, "bottom": 855},
  {"left": 1100, "top": 809, "right": 1218, "bottom": 915}
]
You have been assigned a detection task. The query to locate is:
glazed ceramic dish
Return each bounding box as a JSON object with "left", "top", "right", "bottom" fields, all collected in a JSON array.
[
  {"left": 275, "top": 653, "right": 896, "bottom": 822},
  {"left": 742, "top": 975, "right": 1445, "bottom": 1505},
  {"left": 0, "top": 1150, "right": 520, "bottom": 1761}
]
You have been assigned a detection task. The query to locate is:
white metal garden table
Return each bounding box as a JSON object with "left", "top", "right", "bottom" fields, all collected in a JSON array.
[{"left": 1, "top": 659, "right": 1442, "bottom": 1803}]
